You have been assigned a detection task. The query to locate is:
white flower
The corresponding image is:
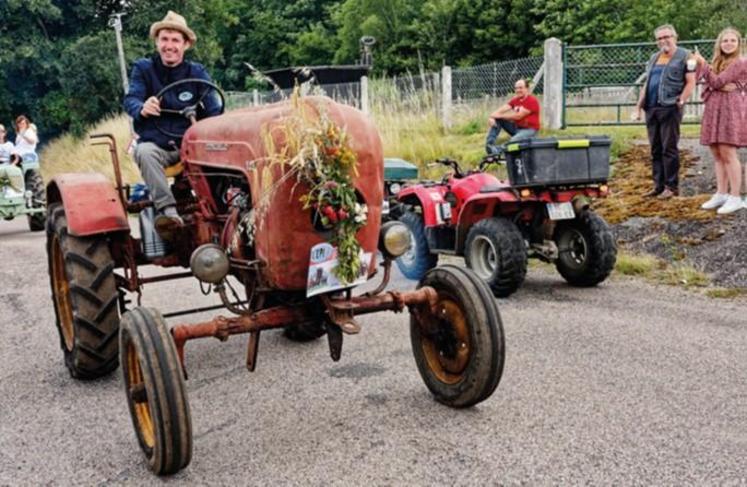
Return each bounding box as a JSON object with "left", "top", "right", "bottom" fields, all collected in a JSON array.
[{"left": 353, "top": 203, "right": 368, "bottom": 224}]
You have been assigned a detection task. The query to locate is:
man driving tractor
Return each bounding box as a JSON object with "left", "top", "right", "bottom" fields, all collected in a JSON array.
[{"left": 123, "top": 11, "right": 221, "bottom": 240}]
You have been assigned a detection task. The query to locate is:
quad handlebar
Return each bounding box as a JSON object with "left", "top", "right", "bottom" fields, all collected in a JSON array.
[{"left": 427, "top": 154, "right": 506, "bottom": 179}]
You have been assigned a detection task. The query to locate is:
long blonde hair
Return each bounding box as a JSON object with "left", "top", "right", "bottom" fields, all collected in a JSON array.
[{"left": 711, "top": 27, "right": 741, "bottom": 74}]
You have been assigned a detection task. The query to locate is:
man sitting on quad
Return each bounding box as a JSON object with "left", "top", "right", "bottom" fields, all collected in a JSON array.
[
  {"left": 485, "top": 79, "right": 541, "bottom": 155},
  {"left": 123, "top": 11, "right": 221, "bottom": 240}
]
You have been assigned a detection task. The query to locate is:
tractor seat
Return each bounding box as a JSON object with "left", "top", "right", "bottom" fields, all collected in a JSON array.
[{"left": 164, "top": 162, "right": 184, "bottom": 178}]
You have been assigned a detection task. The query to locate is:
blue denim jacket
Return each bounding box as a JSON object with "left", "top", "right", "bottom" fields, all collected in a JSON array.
[
  {"left": 123, "top": 55, "right": 221, "bottom": 150},
  {"left": 642, "top": 47, "right": 690, "bottom": 107}
]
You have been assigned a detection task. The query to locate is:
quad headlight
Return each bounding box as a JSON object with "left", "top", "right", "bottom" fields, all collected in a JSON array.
[{"left": 379, "top": 221, "right": 411, "bottom": 259}]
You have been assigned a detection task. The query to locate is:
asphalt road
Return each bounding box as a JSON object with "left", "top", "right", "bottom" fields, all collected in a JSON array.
[{"left": 1, "top": 217, "right": 745, "bottom": 485}]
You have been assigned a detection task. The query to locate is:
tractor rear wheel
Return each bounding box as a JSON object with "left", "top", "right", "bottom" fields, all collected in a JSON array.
[
  {"left": 464, "top": 217, "right": 527, "bottom": 297},
  {"left": 25, "top": 169, "right": 46, "bottom": 231},
  {"left": 47, "top": 203, "right": 120, "bottom": 379},
  {"left": 410, "top": 265, "right": 505, "bottom": 408},
  {"left": 120, "top": 307, "right": 192, "bottom": 475}
]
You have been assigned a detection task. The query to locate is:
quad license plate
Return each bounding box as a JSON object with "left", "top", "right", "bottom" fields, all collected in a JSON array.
[{"left": 546, "top": 202, "right": 575, "bottom": 220}]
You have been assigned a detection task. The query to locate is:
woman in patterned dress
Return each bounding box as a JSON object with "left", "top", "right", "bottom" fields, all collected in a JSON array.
[{"left": 694, "top": 28, "right": 745, "bottom": 214}]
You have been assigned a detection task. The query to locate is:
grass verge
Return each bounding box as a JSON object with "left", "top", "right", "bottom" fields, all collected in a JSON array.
[{"left": 615, "top": 250, "right": 712, "bottom": 290}]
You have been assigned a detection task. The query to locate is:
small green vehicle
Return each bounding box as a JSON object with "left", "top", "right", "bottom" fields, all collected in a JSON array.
[{"left": 0, "top": 154, "right": 46, "bottom": 231}]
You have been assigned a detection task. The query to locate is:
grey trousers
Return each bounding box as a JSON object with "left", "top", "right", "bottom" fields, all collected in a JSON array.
[{"left": 134, "top": 142, "right": 180, "bottom": 211}]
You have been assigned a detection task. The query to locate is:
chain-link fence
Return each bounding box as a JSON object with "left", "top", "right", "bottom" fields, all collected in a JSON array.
[
  {"left": 225, "top": 57, "right": 545, "bottom": 126},
  {"left": 563, "top": 39, "right": 715, "bottom": 126}
]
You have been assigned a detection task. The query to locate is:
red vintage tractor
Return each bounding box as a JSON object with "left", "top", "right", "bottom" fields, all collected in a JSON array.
[
  {"left": 45, "top": 85, "right": 505, "bottom": 475},
  {"left": 394, "top": 138, "right": 617, "bottom": 297}
]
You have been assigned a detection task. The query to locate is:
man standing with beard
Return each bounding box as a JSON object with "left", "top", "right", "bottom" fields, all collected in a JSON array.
[{"left": 634, "top": 24, "right": 697, "bottom": 199}]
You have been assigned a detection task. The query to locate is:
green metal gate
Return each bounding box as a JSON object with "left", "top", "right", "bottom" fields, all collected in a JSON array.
[{"left": 562, "top": 40, "right": 714, "bottom": 127}]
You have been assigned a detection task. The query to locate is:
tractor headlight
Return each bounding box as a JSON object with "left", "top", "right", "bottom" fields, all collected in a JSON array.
[
  {"left": 379, "top": 221, "right": 411, "bottom": 259},
  {"left": 190, "top": 244, "right": 230, "bottom": 284},
  {"left": 389, "top": 182, "right": 402, "bottom": 195}
]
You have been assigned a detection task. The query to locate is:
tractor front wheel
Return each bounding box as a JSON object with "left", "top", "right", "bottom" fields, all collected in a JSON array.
[
  {"left": 120, "top": 307, "right": 192, "bottom": 475},
  {"left": 47, "top": 203, "right": 120, "bottom": 379},
  {"left": 410, "top": 265, "right": 505, "bottom": 408}
]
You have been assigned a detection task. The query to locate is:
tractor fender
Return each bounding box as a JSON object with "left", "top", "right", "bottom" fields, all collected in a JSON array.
[
  {"left": 47, "top": 173, "right": 130, "bottom": 237},
  {"left": 454, "top": 191, "right": 521, "bottom": 254},
  {"left": 396, "top": 185, "right": 444, "bottom": 226}
]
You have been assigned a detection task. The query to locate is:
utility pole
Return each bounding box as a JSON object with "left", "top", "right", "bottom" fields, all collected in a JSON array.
[{"left": 109, "top": 12, "right": 129, "bottom": 94}]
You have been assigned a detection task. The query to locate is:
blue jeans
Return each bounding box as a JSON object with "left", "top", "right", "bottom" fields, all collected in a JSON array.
[{"left": 485, "top": 119, "right": 537, "bottom": 155}]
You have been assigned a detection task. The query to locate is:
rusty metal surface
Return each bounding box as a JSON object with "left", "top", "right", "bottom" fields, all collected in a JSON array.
[
  {"left": 47, "top": 173, "right": 130, "bottom": 237},
  {"left": 90, "top": 133, "right": 128, "bottom": 210},
  {"left": 181, "top": 97, "right": 383, "bottom": 291}
]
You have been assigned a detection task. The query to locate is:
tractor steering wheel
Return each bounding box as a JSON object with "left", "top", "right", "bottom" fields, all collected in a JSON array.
[{"left": 153, "top": 78, "right": 226, "bottom": 139}]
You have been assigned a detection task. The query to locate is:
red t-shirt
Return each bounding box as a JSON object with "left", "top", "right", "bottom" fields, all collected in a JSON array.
[{"left": 508, "top": 95, "right": 540, "bottom": 130}]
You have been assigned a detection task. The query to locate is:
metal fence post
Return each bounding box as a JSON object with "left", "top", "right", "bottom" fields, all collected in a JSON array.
[
  {"left": 252, "top": 89, "right": 259, "bottom": 106},
  {"left": 360, "top": 76, "right": 369, "bottom": 114},
  {"left": 543, "top": 37, "right": 563, "bottom": 130},
  {"left": 442, "top": 66, "right": 452, "bottom": 129}
]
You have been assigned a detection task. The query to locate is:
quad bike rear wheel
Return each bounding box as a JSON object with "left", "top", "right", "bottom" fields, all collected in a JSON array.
[
  {"left": 47, "top": 203, "right": 120, "bottom": 379},
  {"left": 25, "top": 169, "right": 46, "bottom": 231},
  {"left": 553, "top": 210, "right": 616, "bottom": 287},
  {"left": 410, "top": 265, "right": 505, "bottom": 408},
  {"left": 396, "top": 211, "right": 438, "bottom": 280},
  {"left": 464, "top": 217, "right": 527, "bottom": 297},
  {"left": 121, "top": 307, "right": 192, "bottom": 475}
]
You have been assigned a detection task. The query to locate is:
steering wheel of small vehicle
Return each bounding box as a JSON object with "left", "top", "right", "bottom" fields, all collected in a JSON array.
[{"left": 153, "top": 78, "right": 226, "bottom": 139}]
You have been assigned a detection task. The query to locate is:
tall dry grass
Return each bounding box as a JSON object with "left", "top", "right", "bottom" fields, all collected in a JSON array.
[
  {"left": 40, "top": 114, "right": 140, "bottom": 184},
  {"left": 40, "top": 80, "right": 702, "bottom": 185}
]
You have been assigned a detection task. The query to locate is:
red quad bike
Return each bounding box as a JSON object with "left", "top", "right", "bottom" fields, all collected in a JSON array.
[
  {"left": 44, "top": 82, "right": 505, "bottom": 475},
  {"left": 394, "top": 137, "right": 617, "bottom": 297}
]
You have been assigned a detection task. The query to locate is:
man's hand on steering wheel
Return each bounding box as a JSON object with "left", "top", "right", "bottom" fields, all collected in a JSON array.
[
  {"left": 150, "top": 78, "right": 226, "bottom": 139},
  {"left": 140, "top": 96, "right": 161, "bottom": 118}
]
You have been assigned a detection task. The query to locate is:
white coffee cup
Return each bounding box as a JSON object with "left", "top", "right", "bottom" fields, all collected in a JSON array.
[{"left": 686, "top": 58, "right": 697, "bottom": 72}]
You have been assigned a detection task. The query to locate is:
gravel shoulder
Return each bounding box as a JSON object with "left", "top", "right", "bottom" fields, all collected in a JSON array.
[{"left": 605, "top": 138, "right": 747, "bottom": 288}]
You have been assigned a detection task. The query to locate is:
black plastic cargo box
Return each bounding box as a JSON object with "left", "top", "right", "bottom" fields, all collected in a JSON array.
[{"left": 504, "top": 136, "right": 611, "bottom": 187}]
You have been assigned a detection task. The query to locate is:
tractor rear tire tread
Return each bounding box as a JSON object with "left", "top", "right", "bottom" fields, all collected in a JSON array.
[
  {"left": 47, "top": 203, "right": 119, "bottom": 379},
  {"left": 26, "top": 169, "right": 46, "bottom": 231}
]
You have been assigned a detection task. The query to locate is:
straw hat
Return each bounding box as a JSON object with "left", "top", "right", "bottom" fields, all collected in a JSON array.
[{"left": 149, "top": 11, "right": 197, "bottom": 44}]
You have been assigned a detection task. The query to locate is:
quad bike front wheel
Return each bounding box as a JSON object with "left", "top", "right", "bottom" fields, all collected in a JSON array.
[
  {"left": 47, "top": 203, "right": 120, "bottom": 379},
  {"left": 25, "top": 169, "right": 46, "bottom": 231},
  {"left": 553, "top": 210, "right": 617, "bottom": 287},
  {"left": 464, "top": 217, "right": 527, "bottom": 297},
  {"left": 120, "top": 307, "right": 192, "bottom": 475},
  {"left": 410, "top": 265, "right": 505, "bottom": 408},
  {"left": 395, "top": 211, "right": 438, "bottom": 280}
]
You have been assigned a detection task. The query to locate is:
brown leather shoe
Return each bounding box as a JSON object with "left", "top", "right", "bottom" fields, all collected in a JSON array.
[
  {"left": 154, "top": 214, "right": 183, "bottom": 241},
  {"left": 644, "top": 188, "right": 663, "bottom": 197},
  {"left": 657, "top": 188, "right": 678, "bottom": 199}
]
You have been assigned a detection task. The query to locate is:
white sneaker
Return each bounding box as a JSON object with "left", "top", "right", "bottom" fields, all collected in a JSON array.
[
  {"left": 716, "top": 195, "right": 743, "bottom": 214},
  {"left": 701, "top": 193, "right": 728, "bottom": 209}
]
